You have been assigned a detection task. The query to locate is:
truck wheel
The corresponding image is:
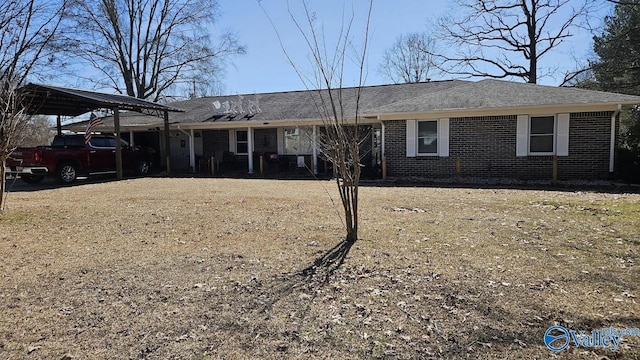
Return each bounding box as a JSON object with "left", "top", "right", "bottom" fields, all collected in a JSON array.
[
  {"left": 20, "top": 175, "right": 45, "bottom": 184},
  {"left": 137, "top": 160, "right": 150, "bottom": 175},
  {"left": 56, "top": 163, "right": 77, "bottom": 184}
]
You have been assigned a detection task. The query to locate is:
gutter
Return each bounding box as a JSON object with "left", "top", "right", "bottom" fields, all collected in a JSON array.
[{"left": 610, "top": 104, "right": 621, "bottom": 173}]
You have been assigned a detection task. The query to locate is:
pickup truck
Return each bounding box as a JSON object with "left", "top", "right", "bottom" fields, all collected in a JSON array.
[{"left": 7, "top": 134, "right": 155, "bottom": 184}]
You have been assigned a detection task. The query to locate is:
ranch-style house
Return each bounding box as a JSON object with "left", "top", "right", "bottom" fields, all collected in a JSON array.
[{"left": 62, "top": 79, "right": 640, "bottom": 182}]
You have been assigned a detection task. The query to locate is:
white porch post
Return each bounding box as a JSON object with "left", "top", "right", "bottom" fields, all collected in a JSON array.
[
  {"left": 189, "top": 129, "right": 196, "bottom": 172},
  {"left": 247, "top": 127, "right": 254, "bottom": 174},
  {"left": 381, "top": 121, "right": 386, "bottom": 158},
  {"left": 312, "top": 125, "right": 318, "bottom": 174},
  {"left": 129, "top": 130, "right": 135, "bottom": 146}
]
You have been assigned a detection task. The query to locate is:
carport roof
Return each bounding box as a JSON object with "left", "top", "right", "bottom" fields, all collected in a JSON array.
[{"left": 18, "top": 83, "right": 183, "bottom": 116}]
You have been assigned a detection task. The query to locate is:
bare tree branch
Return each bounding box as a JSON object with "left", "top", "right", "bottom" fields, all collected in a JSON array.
[
  {"left": 1, "top": 0, "right": 67, "bottom": 212},
  {"left": 434, "top": 0, "right": 594, "bottom": 84},
  {"left": 63, "top": 0, "right": 245, "bottom": 101},
  {"left": 378, "top": 32, "right": 442, "bottom": 83}
]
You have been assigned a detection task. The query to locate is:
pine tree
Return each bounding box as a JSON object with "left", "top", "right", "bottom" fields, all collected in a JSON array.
[
  {"left": 592, "top": 0, "right": 640, "bottom": 96},
  {"left": 592, "top": 0, "right": 640, "bottom": 181}
]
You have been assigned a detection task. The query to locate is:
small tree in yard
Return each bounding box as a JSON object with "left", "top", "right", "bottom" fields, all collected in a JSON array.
[
  {"left": 263, "top": 0, "right": 373, "bottom": 277},
  {"left": 0, "top": 0, "right": 66, "bottom": 212}
]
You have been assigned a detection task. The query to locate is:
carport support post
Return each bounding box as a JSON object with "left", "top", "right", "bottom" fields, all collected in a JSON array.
[
  {"left": 164, "top": 111, "right": 171, "bottom": 174},
  {"left": 56, "top": 115, "right": 62, "bottom": 135},
  {"left": 113, "top": 107, "right": 123, "bottom": 180}
]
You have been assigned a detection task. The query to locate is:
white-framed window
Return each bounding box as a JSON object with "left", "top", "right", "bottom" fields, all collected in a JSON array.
[
  {"left": 516, "top": 113, "right": 569, "bottom": 157},
  {"left": 417, "top": 120, "right": 438, "bottom": 155},
  {"left": 236, "top": 130, "right": 248, "bottom": 154},
  {"left": 283, "top": 127, "right": 313, "bottom": 155},
  {"left": 406, "top": 118, "right": 449, "bottom": 157},
  {"left": 529, "top": 115, "right": 555, "bottom": 154}
]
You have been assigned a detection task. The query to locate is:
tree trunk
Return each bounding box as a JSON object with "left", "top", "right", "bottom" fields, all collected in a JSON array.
[
  {"left": 528, "top": 1, "right": 537, "bottom": 84},
  {"left": 0, "top": 157, "right": 6, "bottom": 213}
]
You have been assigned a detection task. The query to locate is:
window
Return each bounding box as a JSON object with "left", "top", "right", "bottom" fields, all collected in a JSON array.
[
  {"left": 88, "top": 138, "right": 107, "bottom": 147},
  {"left": 406, "top": 119, "right": 449, "bottom": 158},
  {"left": 52, "top": 136, "right": 84, "bottom": 147},
  {"left": 284, "top": 127, "right": 313, "bottom": 155},
  {"left": 417, "top": 120, "right": 438, "bottom": 155},
  {"left": 236, "top": 130, "right": 248, "bottom": 154},
  {"left": 517, "top": 114, "right": 568, "bottom": 157},
  {"left": 529, "top": 116, "right": 555, "bottom": 154},
  {"left": 89, "top": 138, "right": 129, "bottom": 148}
]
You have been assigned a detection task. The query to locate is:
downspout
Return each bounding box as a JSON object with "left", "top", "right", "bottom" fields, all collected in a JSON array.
[
  {"left": 610, "top": 105, "right": 621, "bottom": 174},
  {"left": 177, "top": 126, "right": 195, "bottom": 172}
]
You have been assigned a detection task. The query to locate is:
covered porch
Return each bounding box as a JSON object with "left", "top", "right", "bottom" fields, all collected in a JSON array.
[{"left": 193, "top": 123, "right": 384, "bottom": 179}]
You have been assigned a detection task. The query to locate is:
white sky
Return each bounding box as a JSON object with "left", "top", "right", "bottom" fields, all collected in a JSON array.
[{"left": 214, "top": 0, "right": 613, "bottom": 95}]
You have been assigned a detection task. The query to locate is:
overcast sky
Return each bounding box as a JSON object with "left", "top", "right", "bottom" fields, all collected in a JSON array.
[{"left": 214, "top": 0, "right": 613, "bottom": 95}]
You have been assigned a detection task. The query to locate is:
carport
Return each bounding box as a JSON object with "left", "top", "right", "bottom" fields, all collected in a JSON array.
[{"left": 18, "top": 83, "right": 183, "bottom": 178}]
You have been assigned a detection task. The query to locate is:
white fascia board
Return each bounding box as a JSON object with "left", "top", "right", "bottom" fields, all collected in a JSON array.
[
  {"left": 376, "top": 103, "right": 630, "bottom": 121},
  {"left": 174, "top": 117, "right": 382, "bottom": 130}
]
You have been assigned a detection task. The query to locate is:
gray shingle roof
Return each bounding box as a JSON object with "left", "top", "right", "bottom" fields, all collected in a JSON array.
[
  {"left": 167, "top": 79, "right": 469, "bottom": 123},
  {"left": 65, "top": 79, "right": 640, "bottom": 129},
  {"left": 370, "top": 79, "right": 640, "bottom": 114}
]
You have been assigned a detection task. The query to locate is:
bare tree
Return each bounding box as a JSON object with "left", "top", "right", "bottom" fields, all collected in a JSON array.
[
  {"left": 1, "top": 0, "right": 66, "bottom": 212},
  {"left": 436, "top": 0, "right": 592, "bottom": 84},
  {"left": 379, "top": 32, "right": 440, "bottom": 83},
  {"left": 64, "top": 0, "right": 246, "bottom": 101},
  {"left": 12, "top": 116, "right": 55, "bottom": 147},
  {"left": 262, "top": 0, "right": 372, "bottom": 277}
]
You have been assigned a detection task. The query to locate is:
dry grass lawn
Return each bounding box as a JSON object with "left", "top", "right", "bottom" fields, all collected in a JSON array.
[{"left": 0, "top": 178, "right": 639, "bottom": 359}]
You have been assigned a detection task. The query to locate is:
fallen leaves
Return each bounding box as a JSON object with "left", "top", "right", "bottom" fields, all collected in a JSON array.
[{"left": 1, "top": 179, "right": 639, "bottom": 359}]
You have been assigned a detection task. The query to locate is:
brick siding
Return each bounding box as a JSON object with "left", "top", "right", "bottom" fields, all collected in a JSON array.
[
  {"left": 253, "top": 128, "right": 278, "bottom": 155},
  {"left": 202, "top": 130, "right": 229, "bottom": 159},
  {"left": 384, "top": 111, "right": 616, "bottom": 181}
]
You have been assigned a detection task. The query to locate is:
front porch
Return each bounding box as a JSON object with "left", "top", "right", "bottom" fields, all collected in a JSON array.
[{"left": 185, "top": 125, "right": 383, "bottom": 179}]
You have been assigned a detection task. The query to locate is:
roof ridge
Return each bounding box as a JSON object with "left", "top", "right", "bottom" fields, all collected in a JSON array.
[
  {"left": 478, "top": 78, "right": 640, "bottom": 97},
  {"left": 195, "top": 79, "right": 468, "bottom": 99}
]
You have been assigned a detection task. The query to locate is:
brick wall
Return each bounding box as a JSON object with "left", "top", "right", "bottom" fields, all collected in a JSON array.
[
  {"left": 561, "top": 112, "right": 616, "bottom": 180},
  {"left": 384, "top": 111, "right": 616, "bottom": 181},
  {"left": 253, "top": 128, "right": 278, "bottom": 155},
  {"left": 202, "top": 130, "right": 229, "bottom": 159}
]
